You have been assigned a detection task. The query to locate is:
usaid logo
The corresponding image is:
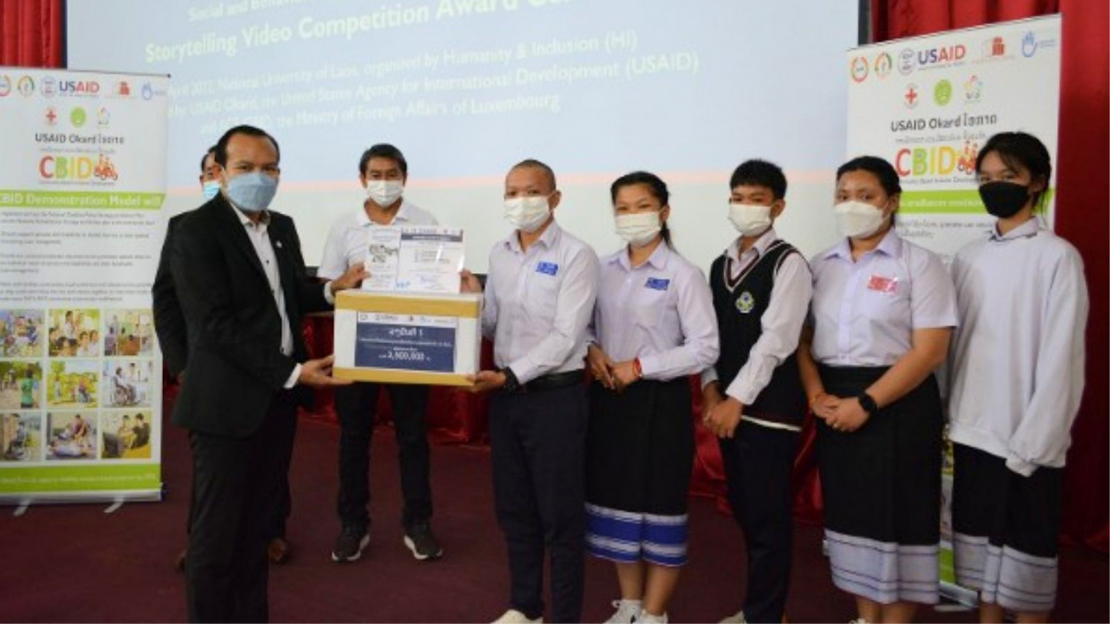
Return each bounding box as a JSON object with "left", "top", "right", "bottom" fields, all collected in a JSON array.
[{"left": 59, "top": 80, "right": 100, "bottom": 96}]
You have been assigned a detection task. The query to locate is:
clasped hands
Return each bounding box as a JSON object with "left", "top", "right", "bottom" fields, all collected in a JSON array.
[
  {"left": 587, "top": 345, "right": 640, "bottom": 393},
  {"left": 810, "top": 392, "right": 870, "bottom": 433}
]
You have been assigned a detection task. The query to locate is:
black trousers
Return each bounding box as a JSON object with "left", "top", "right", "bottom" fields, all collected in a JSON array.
[
  {"left": 335, "top": 382, "right": 432, "bottom": 529},
  {"left": 186, "top": 404, "right": 294, "bottom": 540},
  {"left": 185, "top": 391, "right": 297, "bottom": 623},
  {"left": 718, "top": 420, "right": 799, "bottom": 623},
  {"left": 490, "top": 383, "right": 587, "bottom": 624}
]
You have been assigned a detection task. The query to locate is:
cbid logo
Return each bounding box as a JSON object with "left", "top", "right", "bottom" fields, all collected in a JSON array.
[
  {"left": 895, "top": 141, "right": 979, "bottom": 177},
  {"left": 917, "top": 45, "right": 966, "bottom": 67},
  {"left": 40, "top": 155, "right": 94, "bottom": 180},
  {"left": 59, "top": 80, "right": 100, "bottom": 96},
  {"left": 850, "top": 56, "right": 869, "bottom": 82},
  {"left": 0, "top": 75, "right": 10, "bottom": 97},
  {"left": 38, "top": 154, "right": 120, "bottom": 181}
]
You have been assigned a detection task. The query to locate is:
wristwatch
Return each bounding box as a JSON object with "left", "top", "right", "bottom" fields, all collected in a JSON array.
[
  {"left": 500, "top": 367, "right": 521, "bottom": 393},
  {"left": 857, "top": 391, "right": 879, "bottom": 416}
]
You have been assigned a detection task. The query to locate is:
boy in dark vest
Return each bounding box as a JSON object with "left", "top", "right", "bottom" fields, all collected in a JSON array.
[{"left": 702, "top": 159, "right": 813, "bottom": 624}]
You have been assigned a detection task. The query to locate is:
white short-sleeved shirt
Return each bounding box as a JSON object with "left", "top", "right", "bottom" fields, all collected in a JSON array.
[
  {"left": 809, "top": 229, "right": 957, "bottom": 366},
  {"left": 317, "top": 200, "right": 438, "bottom": 280}
]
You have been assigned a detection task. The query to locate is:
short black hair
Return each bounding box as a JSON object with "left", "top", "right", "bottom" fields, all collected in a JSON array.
[
  {"left": 136, "top": 414, "right": 145, "bottom": 421},
  {"left": 199, "top": 145, "right": 216, "bottom": 173},
  {"left": 359, "top": 143, "right": 408, "bottom": 178},
  {"left": 976, "top": 131, "right": 1052, "bottom": 210},
  {"left": 511, "top": 159, "right": 557, "bottom": 191},
  {"left": 729, "top": 159, "right": 787, "bottom": 200},
  {"left": 214, "top": 125, "right": 280, "bottom": 167},
  {"left": 837, "top": 155, "right": 902, "bottom": 196},
  {"left": 610, "top": 171, "right": 672, "bottom": 247}
]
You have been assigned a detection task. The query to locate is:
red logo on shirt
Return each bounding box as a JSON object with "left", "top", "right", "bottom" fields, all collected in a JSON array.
[{"left": 867, "top": 275, "right": 899, "bottom": 294}]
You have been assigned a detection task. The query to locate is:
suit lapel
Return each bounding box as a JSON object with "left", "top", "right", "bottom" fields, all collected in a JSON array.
[{"left": 269, "top": 216, "right": 302, "bottom": 324}]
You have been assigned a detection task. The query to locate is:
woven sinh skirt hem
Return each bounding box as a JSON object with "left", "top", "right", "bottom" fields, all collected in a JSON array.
[
  {"left": 585, "top": 503, "right": 688, "bottom": 567},
  {"left": 952, "top": 443, "right": 1062, "bottom": 613},
  {"left": 817, "top": 365, "right": 942, "bottom": 605},
  {"left": 585, "top": 378, "right": 693, "bottom": 567}
]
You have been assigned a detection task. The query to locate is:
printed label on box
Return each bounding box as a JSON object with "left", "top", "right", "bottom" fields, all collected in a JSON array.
[{"left": 354, "top": 313, "right": 457, "bottom": 373}]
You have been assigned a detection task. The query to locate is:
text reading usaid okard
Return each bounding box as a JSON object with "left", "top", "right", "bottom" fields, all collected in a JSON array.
[{"left": 0, "top": 69, "right": 168, "bottom": 502}]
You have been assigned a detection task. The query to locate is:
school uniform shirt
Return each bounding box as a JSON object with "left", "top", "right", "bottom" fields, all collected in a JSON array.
[
  {"left": 701, "top": 229, "right": 812, "bottom": 431},
  {"left": 948, "top": 218, "right": 1088, "bottom": 476},
  {"left": 809, "top": 228, "right": 957, "bottom": 367},
  {"left": 482, "top": 221, "right": 600, "bottom": 384},
  {"left": 317, "top": 199, "right": 438, "bottom": 280},
  {"left": 590, "top": 242, "right": 719, "bottom": 381}
]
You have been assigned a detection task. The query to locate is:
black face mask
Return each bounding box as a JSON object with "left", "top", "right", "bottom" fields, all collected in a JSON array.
[{"left": 979, "top": 181, "right": 1031, "bottom": 218}]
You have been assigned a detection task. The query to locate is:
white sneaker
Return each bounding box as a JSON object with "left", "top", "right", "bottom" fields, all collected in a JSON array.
[
  {"left": 719, "top": 610, "right": 747, "bottom": 623},
  {"left": 492, "top": 609, "right": 542, "bottom": 623},
  {"left": 605, "top": 599, "right": 642, "bottom": 623},
  {"left": 638, "top": 610, "right": 668, "bottom": 624}
]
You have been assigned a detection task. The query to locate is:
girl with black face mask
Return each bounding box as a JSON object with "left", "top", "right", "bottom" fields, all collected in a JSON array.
[{"left": 947, "top": 131, "right": 1089, "bottom": 624}]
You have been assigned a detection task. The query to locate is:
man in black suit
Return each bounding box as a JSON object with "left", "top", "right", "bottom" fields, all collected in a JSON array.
[
  {"left": 169, "top": 125, "right": 365, "bottom": 623},
  {"left": 156, "top": 146, "right": 303, "bottom": 571}
]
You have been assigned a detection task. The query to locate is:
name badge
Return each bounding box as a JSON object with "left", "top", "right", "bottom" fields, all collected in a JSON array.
[
  {"left": 645, "top": 278, "right": 670, "bottom": 291},
  {"left": 535, "top": 261, "right": 559, "bottom": 276},
  {"left": 867, "top": 274, "right": 899, "bottom": 294}
]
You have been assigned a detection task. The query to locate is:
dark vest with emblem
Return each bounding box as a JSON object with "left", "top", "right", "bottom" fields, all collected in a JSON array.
[{"left": 709, "top": 239, "right": 806, "bottom": 427}]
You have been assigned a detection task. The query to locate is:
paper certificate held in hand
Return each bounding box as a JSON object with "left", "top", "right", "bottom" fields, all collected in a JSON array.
[{"left": 363, "top": 225, "right": 464, "bottom": 294}]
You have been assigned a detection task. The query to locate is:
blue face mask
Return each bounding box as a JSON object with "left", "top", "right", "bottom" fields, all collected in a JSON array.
[
  {"left": 202, "top": 180, "right": 221, "bottom": 201},
  {"left": 224, "top": 171, "right": 277, "bottom": 213}
]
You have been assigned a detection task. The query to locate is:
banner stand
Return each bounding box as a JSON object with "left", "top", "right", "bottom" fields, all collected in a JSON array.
[{"left": 0, "top": 67, "right": 170, "bottom": 505}]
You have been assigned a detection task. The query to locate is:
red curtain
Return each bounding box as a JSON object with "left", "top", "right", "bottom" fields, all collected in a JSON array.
[
  {"left": 0, "top": 0, "right": 64, "bottom": 68},
  {"left": 873, "top": 0, "right": 1110, "bottom": 553}
]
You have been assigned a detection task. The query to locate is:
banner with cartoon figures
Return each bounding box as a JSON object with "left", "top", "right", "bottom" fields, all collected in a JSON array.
[
  {"left": 0, "top": 69, "right": 169, "bottom": 503},
  {"left": 846, "top": 15, "right": 1061, "bottom": 263},
  {"left": 845, "top": 16, "right": 1062, "bottom": 603}
]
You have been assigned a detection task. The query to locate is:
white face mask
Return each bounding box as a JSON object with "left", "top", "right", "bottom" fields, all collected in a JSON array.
[
  {"left": 366, "top": 180, "right": 404, "bottom": 207},
  {"left": 728, "top": 202, "right": 773, "bottom": 237},
  {"left": 834, "top": 200, "right": 888, "bottom": 239},
  {"left": 504, "top": 195, "right": 552, "bottom": 233},
  {"left": 615, "top": 211, "right": 662, "bottom": 248}
]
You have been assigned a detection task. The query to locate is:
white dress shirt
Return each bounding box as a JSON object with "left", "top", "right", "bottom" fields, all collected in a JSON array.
[
  {"left": 701, "top": 229, "right": 813, "bottom": 431},
  {"left": 809, "top": 228, "right": 957, "bottom": 366},
  {"left": 947, "top": 218, "right": 1088, "bottom": 476},
  {"left": 591, "top": 242, "right": 719, "bottom": 381},
  {"left": 232, "top": 205, "right": 332, "bottom": 388},
  {"left": 317, "top": 199, "right": 438, "bottom": 280},
  {"left": 482, "top": 221, "right": 600, "bottom": 385}
]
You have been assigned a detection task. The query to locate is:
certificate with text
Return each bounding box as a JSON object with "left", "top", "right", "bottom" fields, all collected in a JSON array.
[{"left": 363, "top": 226, "right": 464, "bottom": 294}]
